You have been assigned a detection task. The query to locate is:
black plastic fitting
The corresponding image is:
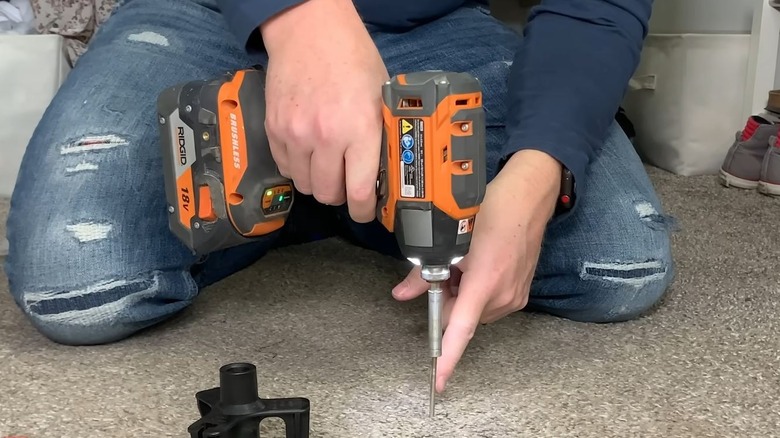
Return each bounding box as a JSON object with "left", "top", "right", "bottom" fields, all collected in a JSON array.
[{"left": 188, "top": 362, "right": 310, "bottom": 438}]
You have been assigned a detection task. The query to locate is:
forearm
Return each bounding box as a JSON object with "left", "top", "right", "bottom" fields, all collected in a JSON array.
[
  {"left": 215, "top": 0, "right": 309, "bottom": 51},
  {"left": 500, "top": 0, "right": 652, "bottom": 202},
  {"left": 260, "top": 0, "right": 364, "bottom": 54},
  {"left": 216, "top": 0, "right": 365, "bottom": 54}
]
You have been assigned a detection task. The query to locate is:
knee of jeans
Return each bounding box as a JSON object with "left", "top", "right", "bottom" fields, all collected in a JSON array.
[
  {"left": 7, "top": 268, "right": 196, "bottom": 346},
  {"left": 573, "top": 241, "right": 676, "bottom": 323}
]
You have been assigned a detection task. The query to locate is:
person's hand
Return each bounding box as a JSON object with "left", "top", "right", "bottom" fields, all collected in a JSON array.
[
  {"left": 391, "top": 150, "right": 562, "bottom": 392},
  {"left": 260, "top": 0, "right": 389, "bottom": 222}
]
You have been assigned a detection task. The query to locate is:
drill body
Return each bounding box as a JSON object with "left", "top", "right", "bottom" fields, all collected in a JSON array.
[
  {"left": 376, "top": 71, "right": 485, "bottom": 271},
  {"left": 158, "top": 67, "right": 485, "bottom": 262}
]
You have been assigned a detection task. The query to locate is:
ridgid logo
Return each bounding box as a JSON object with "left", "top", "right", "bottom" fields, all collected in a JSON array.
[{"left": 177, "top": 126, "right": 187, "bottom": 165}]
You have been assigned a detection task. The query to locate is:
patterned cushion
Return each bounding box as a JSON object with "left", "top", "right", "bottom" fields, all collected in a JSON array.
[{"left": 29, "top": 0, "right": 118, "bottom": 65}]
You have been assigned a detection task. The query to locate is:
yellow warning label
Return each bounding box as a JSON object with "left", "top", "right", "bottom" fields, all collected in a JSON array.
[{"left": 401, "top": 119, "right": 413, "bottom": 134}]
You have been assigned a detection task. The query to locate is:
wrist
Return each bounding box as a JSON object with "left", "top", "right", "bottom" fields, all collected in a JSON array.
[
  {"left": 498, "top": 150, "right": 562, "bottom": 219},
  {"left": 260, "top": 0, "right": 361, "bottom": 53}
]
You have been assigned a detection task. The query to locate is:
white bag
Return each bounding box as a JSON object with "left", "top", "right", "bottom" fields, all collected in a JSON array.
[
  {"left": 622, "top": 34, "right": 752, "bottom": 176},
  {"left": 0, "top": 0, "right": 35, "bottom": 35},
  {"left": 0, "top": 34, "right": 70, "bottom": 198}
]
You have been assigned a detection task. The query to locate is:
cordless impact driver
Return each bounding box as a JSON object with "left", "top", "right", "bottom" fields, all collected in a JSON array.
[{"left": 157, "top": 66, "right": 486, "bottom": 416}]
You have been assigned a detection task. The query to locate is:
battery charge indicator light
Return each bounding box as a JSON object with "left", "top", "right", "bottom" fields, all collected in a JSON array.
[{"left": 278, "top": 195, "right": 284, "bottom": 202}]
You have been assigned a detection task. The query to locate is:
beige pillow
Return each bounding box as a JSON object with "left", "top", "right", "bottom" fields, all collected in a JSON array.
[{"left": 29, "top": 0, "right": 118, "bottom": 65}]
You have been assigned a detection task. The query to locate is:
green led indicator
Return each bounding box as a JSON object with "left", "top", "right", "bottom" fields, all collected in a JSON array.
[
  {"left": 278, "top": 195, "right": 284, "bottom": 202},
  {"left": 266, "top": 190, "right": 273, "bottom": 197}
]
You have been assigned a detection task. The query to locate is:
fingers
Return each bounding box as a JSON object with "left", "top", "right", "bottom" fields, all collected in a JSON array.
[
  {"left": 268, "top": 107, "right": 379, "bottom": 212},
  {"left": 267, "top": 125, "right": 289, "bottom": 178},
  {"left": 441, "top": 292, "right": 457, "bottom": 328},
  {"left": 435, "top": 271, "right": 490, "bottom": 393},
  {"left": 449, "top": 263, "right": 464, "bottom": 297},
  {"left": 287, "top": 147, "right": 313, "bottom": 194},
  {"left": 344, "top": 112, "right": 382, "bottom": 222},
  {"left": 480, "top": 288, "right": 528, "bottom": 324},
  {"left": 391, "top": 266, "right": 427, "bottom": 301},
  {"left": 310, "top": 149, "right": 347, "bottom": 205}
]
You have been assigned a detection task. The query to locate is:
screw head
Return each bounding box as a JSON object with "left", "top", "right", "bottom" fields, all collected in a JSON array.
[
  {"left": 461, "top": 162, "right": 470, "bottom": 170},
  {"left": 461, "top": 123, "right": 469, "bottom": 132},
  {"left": 185, "top": 105, "right": 192, "bottom": 113},
  {"left": 194, "top": 222, "right": 200, "bottom": 229},
  {"left": 202, "top": 132, "right": 210, "bottom": 141},
  {"left": 167, "top": 205, "right": 174, "bottom": 213},
  {"left": 159, "top": 116, "right": 165, "bottom": 124}
]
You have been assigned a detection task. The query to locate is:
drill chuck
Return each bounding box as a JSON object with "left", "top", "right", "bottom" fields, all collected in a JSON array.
[
  {"left": 428, "top": 281, "right": 444, "bottom": 358},
  {"left": 422, "top": 264, "right": 449, "bottom": 359},
  {"left": 423, "top": 264, "right": 450, "bottom": 418}
]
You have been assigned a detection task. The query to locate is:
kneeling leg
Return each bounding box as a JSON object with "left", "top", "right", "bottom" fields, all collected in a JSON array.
[{"left": 528, "top": 123, "right": 677, "bottom": 323}]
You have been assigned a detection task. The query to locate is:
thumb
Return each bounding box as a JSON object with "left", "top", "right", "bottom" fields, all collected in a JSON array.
[{"left": 391, "top": 266, "right": 429, "bottom": 301}]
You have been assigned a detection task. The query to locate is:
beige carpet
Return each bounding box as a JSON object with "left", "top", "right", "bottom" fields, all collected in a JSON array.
[{"left": 1, "top": 166, "right": 779, "bottom": 438}]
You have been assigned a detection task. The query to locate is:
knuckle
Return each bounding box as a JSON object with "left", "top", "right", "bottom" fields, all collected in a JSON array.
[
  {"left": 276, "top": 164, "right": 291, "bottom": 178},
  {"left": 348, "top": 183, "right": 375, "bottom": 204},
  {"left": 270, "top": 148, "right": 287, "bottom": 168},
  {"left": 449, "top": 321, "right": 476, "bottom": 342},
  {"left": 292, "top": 174, "right": 312, "bottom": 193},
  {"left": 265, "top": 116, "right": 284, "bottom": 139},
  {"left": 293, "top": 173, "right": 311, "bottom": 187},
  {"left": 287, "top": 118, "right": 312, "bottom": 142},
  {"left": 315, "top": 116, "right": 340, "bottom": 144},
  {"left": 512, "top": 295, "right": 528, "bottom": 311},
  {"left": 517, "top": 288, "right": 530, "bottom": 307},
  {"left": 314, "top": 191, "right": 345, "bottom": 205},
  {"left": 295, "top": 183, "right": 312, "bottom": 194},
  {"left": 495, "top": 292, "right": 515, "bottom": 309},
  {"left": 263, "top": 115, "right": 276, "bottom": 131}
]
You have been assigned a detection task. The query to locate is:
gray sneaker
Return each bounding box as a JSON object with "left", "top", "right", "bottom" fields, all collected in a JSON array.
[
  {"left": 719, "top": 115, "right": 778, "bottom": 189},
  {"left": 758, "top": 138, "right": 780, "bottom": 196}
]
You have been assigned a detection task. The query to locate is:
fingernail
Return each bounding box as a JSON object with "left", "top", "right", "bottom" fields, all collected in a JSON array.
[
  {"left": 438, "top": 378, "right": 447, "bottom": 393},
  {"left": 392, "top": 281, "right": 408, "bottom": 298}
]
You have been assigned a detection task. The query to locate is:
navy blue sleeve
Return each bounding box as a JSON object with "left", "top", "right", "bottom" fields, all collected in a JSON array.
[
  {"left": 501, "top": 0, "right": 652, "bottom": 202},
  {"left": 216, "top": 0, "right": 308, "bottom": 51}
]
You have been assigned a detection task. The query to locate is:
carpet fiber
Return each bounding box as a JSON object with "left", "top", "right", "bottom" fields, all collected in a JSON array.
[{"left": 1, "top": 166, "right": 778, "bottom": 437}]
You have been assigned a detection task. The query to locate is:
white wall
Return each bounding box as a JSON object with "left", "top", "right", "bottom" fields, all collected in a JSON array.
[
  {"left": 491, "top": 0, "right": 756, "bottom": 34},
  {"left": 648, "top": 0, "right": 754, "bottom": 34}
]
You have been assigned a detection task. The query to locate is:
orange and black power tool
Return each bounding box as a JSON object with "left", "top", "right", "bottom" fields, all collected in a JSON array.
[
  {"left": 158, "top": 66, "right": 485, "bottom": 415},
  {"left": 157, "top": 66, "right": 486, "bottom": 268}
]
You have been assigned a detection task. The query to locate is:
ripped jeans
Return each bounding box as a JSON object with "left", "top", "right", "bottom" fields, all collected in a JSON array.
[{"left": 3, "top": 0, "right": 675, "bottom": 345}]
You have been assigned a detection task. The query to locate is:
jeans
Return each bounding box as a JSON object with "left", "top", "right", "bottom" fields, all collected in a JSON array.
[{"left": 4, "top": 0, "right": 675, "bottom": 345}]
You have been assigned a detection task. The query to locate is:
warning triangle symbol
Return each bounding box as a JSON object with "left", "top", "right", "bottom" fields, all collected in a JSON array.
[{"left": 401, "top": 119, "right": 413, "bottom": 134}]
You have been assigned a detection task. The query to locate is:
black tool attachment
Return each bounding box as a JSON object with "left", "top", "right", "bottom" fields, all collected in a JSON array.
[{"left": 188, "top": 362, "right": 310, "bottom": 438}]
